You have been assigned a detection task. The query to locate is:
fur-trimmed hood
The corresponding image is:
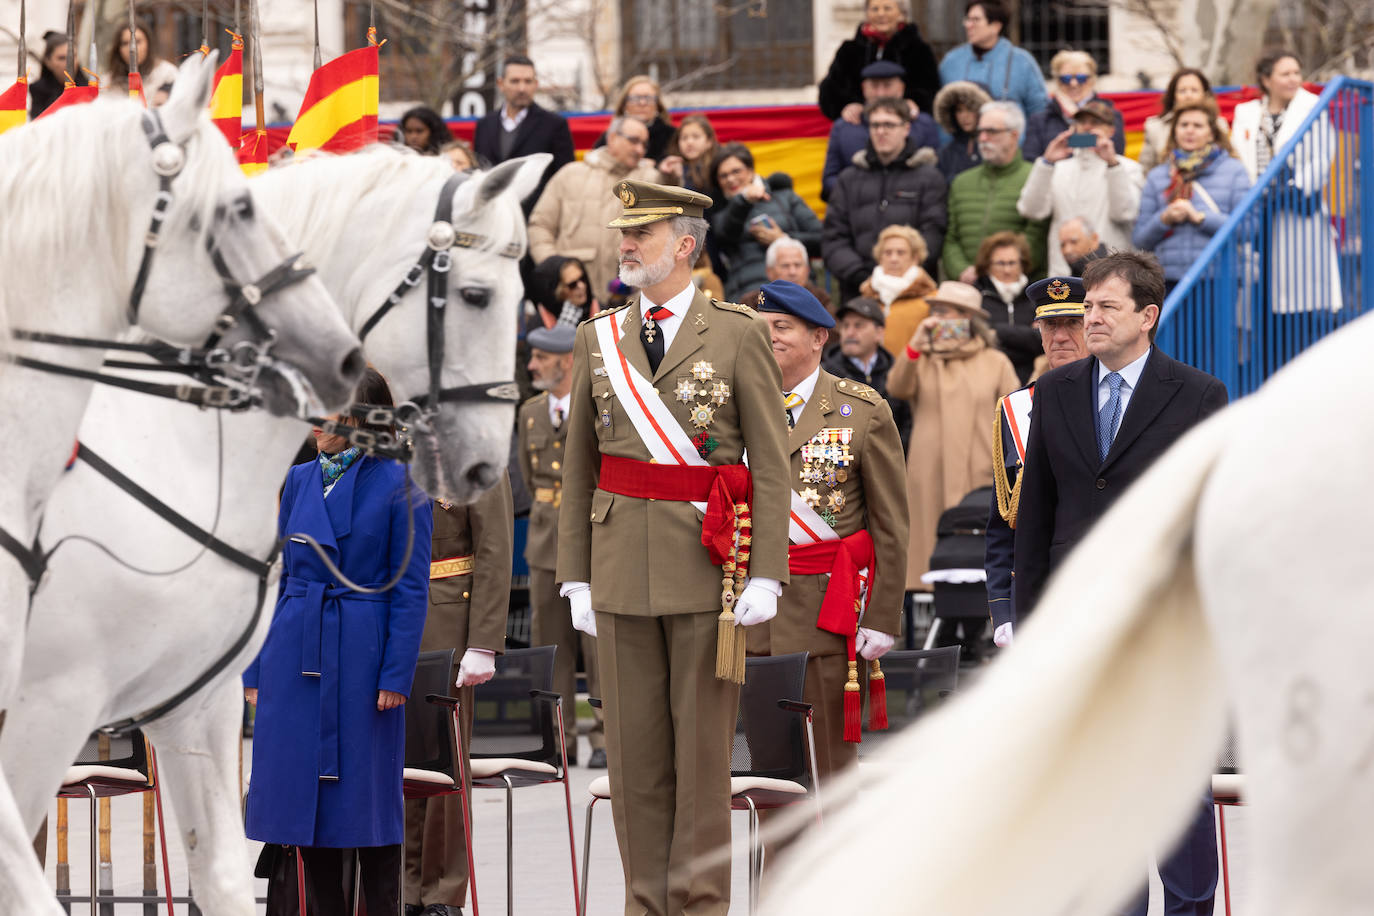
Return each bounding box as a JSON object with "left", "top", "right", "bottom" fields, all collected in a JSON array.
[
  {"left": 850, "top": 145, "right": 938, "bottom": 171},
  {"left": 934, "top": 81, "right": 992, "bottom": 136}
]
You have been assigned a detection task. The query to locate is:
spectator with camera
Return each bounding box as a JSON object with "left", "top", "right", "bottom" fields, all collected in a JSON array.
[{"left": 1021, "top": 50, "right": 1125, "bottom": 161}]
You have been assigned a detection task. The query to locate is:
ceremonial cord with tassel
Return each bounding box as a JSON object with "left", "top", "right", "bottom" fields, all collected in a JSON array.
[{"left": 715, "top": 501, "right": 750, "bottom": 685}]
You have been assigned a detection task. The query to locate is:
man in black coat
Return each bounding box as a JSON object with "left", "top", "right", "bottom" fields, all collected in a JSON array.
[
  {"left": 820, "top": 296, "right": 912, "bottom": 450},
  {"left": 473, "top": 55, "right": 574, "bottom": 215},
  {"left": 818, "top": 19, "right": 940, "bottom": 118},
  {"left": 822, "top": 97, "right": 947, "bottom": 302},
  {"left": 1013, "top": 251, "right": 1227, "bottom": 916}
]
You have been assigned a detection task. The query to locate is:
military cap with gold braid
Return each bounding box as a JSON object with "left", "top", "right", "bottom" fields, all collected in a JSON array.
[
  {"left": 607, "top": 179, "right": 714, "bottom": 228},
  {"left": 1026, "top": 276, "right": 1087, "bottom": 320}
]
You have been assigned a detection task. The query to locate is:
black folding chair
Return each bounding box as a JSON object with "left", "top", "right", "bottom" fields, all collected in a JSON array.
[
  {"left": 868, "top": 646, "right": 962, "bottom": 733},
  {"left": 469, "top": 645, "right": 578, "bottom": 915},
  {"left": 58, "top": 728, "right": 174, "bottom": 916}
]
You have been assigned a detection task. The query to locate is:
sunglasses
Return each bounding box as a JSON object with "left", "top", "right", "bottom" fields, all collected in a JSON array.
[
  {"left": 564, "top": 276, "right": 588, "bottom": 288},
  {"left": 1058, "top": 74, "right": 1092, "bottom": 85}
]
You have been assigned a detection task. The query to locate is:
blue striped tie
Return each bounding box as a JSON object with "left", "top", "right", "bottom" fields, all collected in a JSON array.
[{"left": 1098, "top": 371, "right": 1124, "bottom": 462}]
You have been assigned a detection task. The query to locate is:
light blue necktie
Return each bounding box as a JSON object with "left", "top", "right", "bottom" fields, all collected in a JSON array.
[{"left": 1097, "top": 371, "right": 1124, "bottom": 462}]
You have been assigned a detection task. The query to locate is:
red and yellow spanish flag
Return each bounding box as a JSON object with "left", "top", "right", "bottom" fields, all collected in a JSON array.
[
  {"left": 35, "top": 82, "right": 99, "bottom": 120},
  {"left": 286, "top": 45, "right": 378, "bottom": 155},
  {"left": 211, "top": 36, "right": 244, "bottom": 149},
  {"left": 127, "top": 71, "right": 146, "bottom": 106},
  {"left": 238, "top": 127, "right": 269, "bottom": 175},
  {"left": 0, "top": 77, "right": 26, "bottom": 135}
]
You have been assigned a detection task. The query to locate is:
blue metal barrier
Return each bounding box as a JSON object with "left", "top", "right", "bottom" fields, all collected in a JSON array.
[{"left": 1157, "top": 77, "right": 1373, "bottom": 399}]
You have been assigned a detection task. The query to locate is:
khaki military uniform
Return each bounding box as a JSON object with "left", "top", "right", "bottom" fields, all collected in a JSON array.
[
  {"left": 518, "top": 391, "right": 603, "bottom": 758},
  {"left": 404, "top": 477, "right": 513, "bottom": 910},
  {"left": 747, "top": 371, "right": 909, "bottom": 786},
  {"left": 557, "top": 287, "right": 791, "bottom": 916}
]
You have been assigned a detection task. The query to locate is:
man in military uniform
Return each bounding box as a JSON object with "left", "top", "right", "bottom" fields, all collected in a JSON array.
[
  {"left": 519, "top": 323, "right": 605, "bottom": 768},
  {"left": 404, "top": 479, "right": 514, "bottom": 916},
  {"left": 985, "top": 277, "right": 1087, "bottom": 648},
  {"left": 749, "top": 280, "right": 909, "bottom": 792},
  {"left": 556, "top": 179, "right": 791, "bottom": 915}
]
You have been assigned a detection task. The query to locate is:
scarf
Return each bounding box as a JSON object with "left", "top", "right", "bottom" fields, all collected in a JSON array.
[
  {"left": 318, "top": 446, "right": 362, "bottom": 492},
  {"left": 989, "top": 274, "right": 1027, "bottom": 311},
  {"left": 1165, "top": 143, "right": 1224, "bottom": 201},
  {"left": 869, "top": 265, "right": 921, "bottom": 307},
  {"left": 860, "top": 21, "right": 905, "bottom": 48}
]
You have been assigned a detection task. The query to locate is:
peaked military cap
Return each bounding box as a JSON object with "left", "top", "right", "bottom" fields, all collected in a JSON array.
[
  {"left": 755, "top": 280, "right": 836, "bottom": 329},
  {"left": 1027, "top": 276, "right": 1087, "bottom": 319},
  {"left": 607, "top": 179, "right": 714, "bottom": 228}
]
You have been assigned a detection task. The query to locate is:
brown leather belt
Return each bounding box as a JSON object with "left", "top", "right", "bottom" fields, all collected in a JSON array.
[{"left": 430, "top": 554, "right": 475, "bottom": 580}]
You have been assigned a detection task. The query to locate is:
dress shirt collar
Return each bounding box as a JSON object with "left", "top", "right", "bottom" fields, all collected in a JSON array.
[
  {"left": 786, "top": 366, "right": 823, "bottom": 422},
  {"left": 548, "top": 391, "right": 571, "bottom": 428},
  {"left": 500, "top": 103, "right": 530, "bottom": 133},
  {"left": 639, "top": 282, "right": 696, "bottom": 353}
]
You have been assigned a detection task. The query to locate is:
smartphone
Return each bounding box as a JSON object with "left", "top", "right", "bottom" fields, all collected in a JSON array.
[
  {"left": 1067, "top": 132, "right": 1098, "bottom": 148},
  {"left": 931, "top": 318, "right": 970, "bottom": 344},
  {"left": 748, "top": 214, "right": 776, "bottom": 229}
]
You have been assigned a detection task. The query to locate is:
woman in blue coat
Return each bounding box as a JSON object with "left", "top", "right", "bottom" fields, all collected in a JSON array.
[{"left": 244, "top": 368, "right": 434, "bottom": 914}]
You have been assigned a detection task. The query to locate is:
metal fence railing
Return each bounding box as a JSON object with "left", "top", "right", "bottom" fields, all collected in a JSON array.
[{"left": 1156, "top": 77, "right": 1374, "bottom": 399}]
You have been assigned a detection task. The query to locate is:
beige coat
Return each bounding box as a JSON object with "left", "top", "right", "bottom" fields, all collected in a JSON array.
[
  {"left": 888, "top": 336, "right": 1019, "bottom": 590},
  {"left": 527, "top": 148, "right": 663, "bottom": 297},
  {"left": 861, "top": 271, "right": 936, "bottom": 359}
]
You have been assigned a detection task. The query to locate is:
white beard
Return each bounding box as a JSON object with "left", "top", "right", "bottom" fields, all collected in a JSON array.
[{"left": 619, "top": 240, "right": 676, "bottom": 289}]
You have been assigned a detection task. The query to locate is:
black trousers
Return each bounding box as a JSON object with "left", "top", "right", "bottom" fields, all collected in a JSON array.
[
  {"left": 266, "top": 844, "right": 402, "bottom": 916},
  {"left": 1122, "top": 793, "right": 1218, "bottom": 916}
]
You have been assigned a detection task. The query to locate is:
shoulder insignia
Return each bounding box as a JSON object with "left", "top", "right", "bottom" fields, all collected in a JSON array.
[
  {"left": 842, "top": 381, "right": 881, "bottom": 404},
  {"left": 587, "top": 304, "right": 630, "bottom": 322},
  {"left": 710, "top": 297, "right": 755, "bottom": 315},
  {"left": 520, "top": 392, "right": 548, "bottom": 410}
]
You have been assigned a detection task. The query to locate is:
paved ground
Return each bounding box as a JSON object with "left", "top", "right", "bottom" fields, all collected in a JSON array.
[{"left": 39, "top": 704, "right": 1253, "bottom": 914}]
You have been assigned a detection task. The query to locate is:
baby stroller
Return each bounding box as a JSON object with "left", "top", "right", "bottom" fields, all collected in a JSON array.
[{"left": 920, "top": 486, "right": 993, "bottom": 662}]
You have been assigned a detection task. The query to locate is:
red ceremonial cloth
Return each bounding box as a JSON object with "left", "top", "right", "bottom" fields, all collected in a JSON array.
[
  {"left": 596, "top": 454, "right": 752, "bottom": 565},
  {"left": 36, "top": 84, "right": 98, "bottom": 120},
  {"left": 788, "top": 530, "right": 875, "bottom": 638}
]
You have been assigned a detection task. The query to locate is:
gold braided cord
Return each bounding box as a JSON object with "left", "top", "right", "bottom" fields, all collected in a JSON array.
[{"left": 991, "top": 400, "right": 1024, "bottom": 528}]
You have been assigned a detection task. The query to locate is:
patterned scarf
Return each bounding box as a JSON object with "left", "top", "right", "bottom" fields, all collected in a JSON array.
[
  {"left": 1165, "top": 143, "right": 1224, "bottom": 201},
  {"left": 317, "top": 446, "right": 362, "bottom": 492},
  {"left": 860, "top": 21, "right": 906, "bottom": 48}
]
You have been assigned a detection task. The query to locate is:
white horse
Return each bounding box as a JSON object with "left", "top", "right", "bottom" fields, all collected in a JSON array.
[
  {"left": 0, "top": 53, "right": 361, "bottom": 913},
  {"left": 761, "top": 310, "right": 1374, "bottom": 915},
  {"left": 1, "top": 148, "right": 548, "bottom": 914}
]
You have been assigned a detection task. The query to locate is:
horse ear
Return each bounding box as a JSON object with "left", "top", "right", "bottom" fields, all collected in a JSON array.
[
  {"left": 160, "top": 51, "right": 220, "bottom": 144},
  {"left": 474, "top": 153, "right": 553, "bottom": 207}
]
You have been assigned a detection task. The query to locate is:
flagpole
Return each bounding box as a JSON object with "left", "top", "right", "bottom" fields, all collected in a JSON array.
[
  {"left": 17, "top": 0, "right": 25, "bottom": 81},
  {"left": 251, "top": 0, "right": 264, "bottom": 132},
  {"left": 128, "top": 0, "right": 139, "bottom": 78},
  {"left": 64, "top": 0, "right": 75, "bottom": 86},
  {"left": 312, "top": 0, "right": 321, "bottom": 70},
  {"left": 200, "top": 0, "right": 210, "bottom": 54}
]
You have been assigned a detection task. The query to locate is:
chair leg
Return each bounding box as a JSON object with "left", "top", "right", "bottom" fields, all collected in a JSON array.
[
  {"left": 86, "top": 787, "right": 97, "bottom": 916},
  {"left": 579, "top": 798, "right": 597, "bottom": 916},
  {"left": 555, "top": 701, "right": 582, "bottom": 916},
  {"left": 503, "top": 776, "right": 514, "bottom": 916},
  {"left": 352, "top": 847, "right": 362, "bottom": 916},
  {"left": 923, "top": 617, "right": 941, "bottom": 651},
  {"left": 451, "top": 707, "right": 480, "bottom": 916},
  {"left": 744, "top": 796, "right": 759, "bottom": 916},
  {"left": 1217, "top": 802, "right": 1233, "bottom": 916},
  {"left": 147, "top": 747, "right": 177, "bottom": 916},
  {"left": 296, "top": 847, "right": 307, "bottom": 916}
]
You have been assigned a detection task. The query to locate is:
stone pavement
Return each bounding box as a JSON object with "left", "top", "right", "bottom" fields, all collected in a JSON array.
[{"left": 39, "top": 722, "right": 1252, "bottom": 914}]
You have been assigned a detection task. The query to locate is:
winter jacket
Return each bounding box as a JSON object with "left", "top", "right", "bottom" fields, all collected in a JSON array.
[
  {"left": 822, "top": 144, "right": 947, "bottom": 297},
  {"left": 938, "top": 39, "right": 1048, "bottom": 117},
  {"left": 818, "top": 23, "right": 942, "bottom": 118},
  {"left": 528, "top": 147, "right": 665, "bottom": 299},
  {"left": 1021, "top": 94, "right": 1126, "bottom": 161},
  {"left": 975, "top": 275, "right": 1041, "bottom": 384},
  {"left": 943, "top": 157, "right": 1049, "bottom": 280},
  {"left": 860, "top": 271, "right": 937, "bottom": 360},
  {"left": 822, "top": 114, "right": 940, "bottom": 201},
  {"left": 1015, "top": 152, "right": 1145, "bottom": 276},
  {"left": 712, "top": 173, "right": 824, "bottom": 299},
  {"left": 1133, "top": 155, "right": 1252, "bottom": 281},
  {"left": 933, "top": 81, "right": 992, "bottom": 183},
  {"left": 821, "top": 343, "right": 913, "bottom": 451}
]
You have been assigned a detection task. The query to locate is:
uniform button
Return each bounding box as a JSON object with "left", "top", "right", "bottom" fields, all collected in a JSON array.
[
  {"left": 462, "top": 591, "right": 470, "bottom": 600},
  {"left": 1095, "top": 478, "right": 1107, "bottom": 490},
  {"left": 551, "top": 460, "right": 561, "bottom": 470},
  {"left": 553, "top": 441, "right": 561, "bottom": 449}
]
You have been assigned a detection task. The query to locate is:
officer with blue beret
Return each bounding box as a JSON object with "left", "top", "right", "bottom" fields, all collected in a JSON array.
[{"left": 755, "top": 279, "right": 836, "bottom": 329}]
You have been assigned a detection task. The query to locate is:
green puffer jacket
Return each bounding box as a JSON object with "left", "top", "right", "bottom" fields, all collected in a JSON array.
[{"left": 941, "top": 158, "right": 1049, "bottom": 281}]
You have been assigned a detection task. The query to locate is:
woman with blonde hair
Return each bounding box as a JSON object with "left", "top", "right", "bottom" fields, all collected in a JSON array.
[
  {"left": 859, "top": 224, "right": 937, "bottom": 357},
  {"left": 594, "top": 74, "right": 674, "bottom": 164},
  {"left": 1021, "top": 49, "right": 1124, "bottom": 161}
]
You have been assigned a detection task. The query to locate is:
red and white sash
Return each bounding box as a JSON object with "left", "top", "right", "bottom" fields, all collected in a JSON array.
[{"left": 1000, "top": 384, "right": 1035, "bottom": 466}]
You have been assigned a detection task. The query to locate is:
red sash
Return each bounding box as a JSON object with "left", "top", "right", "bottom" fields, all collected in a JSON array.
[
  {"left": 596, "top": 455, "right": 752, "bottom": 566},
  {"left": 787, "top": 530, "right": 875, "bottom": 638}
]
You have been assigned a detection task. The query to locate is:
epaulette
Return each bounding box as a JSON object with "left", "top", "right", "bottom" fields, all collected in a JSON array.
[
  {"left": 834, "top": 378, "right": 881, "bottom": 404},
  {"left": 586, "top": 303, "right": 630, "bottom": 322},
  {"left": 520, "top": 391, "right": 548, "bottom": 410},
  {"left": 710, "top": 297, "right": 756, "bottom": 315}
]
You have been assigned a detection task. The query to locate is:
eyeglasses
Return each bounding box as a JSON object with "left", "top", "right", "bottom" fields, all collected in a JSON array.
[
  {"left": 975, "top": 126, "right": 1012, "bottom": 136},
  {"left": 1058, "top": 74, "right": 1093, "bottom": 85},
  {"left": 616, "top": 131, "right": 648, "bottom": 148},
  {"left": 868, "top": 121, "right": 906, "bottom": 132},
  {"left": 625, "top": 94, "right": 657, "bottom": 105},
  {"left": 564, "top": 276, "right": 588, "bottom": 288},
  {"left": 962, "top": 14, "right": 987, "bottom": 23},
  {"left": 990, "top": 259, "right": 1022, "bottom": 269},
  {"left": 717, "top": 165, "right": 750, "bottom": 180}
]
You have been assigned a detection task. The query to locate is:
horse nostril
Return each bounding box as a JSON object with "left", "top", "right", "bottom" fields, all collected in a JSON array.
[
  {"left": 465, "top": 462, "right": 499, "bottom": 490},
  {"left": 340, "top": 348, "right": 366, "bottom": 384}
]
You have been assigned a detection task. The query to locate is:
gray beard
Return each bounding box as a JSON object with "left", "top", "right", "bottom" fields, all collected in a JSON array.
[{"left": 619, "top": 243, "right": 676, "bottom": 289}]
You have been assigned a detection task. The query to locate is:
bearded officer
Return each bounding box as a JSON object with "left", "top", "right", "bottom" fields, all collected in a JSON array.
[
  {"left": 519, "top": 322, "right": 605, "bottom": 768},
  {"left": 985, "top": 277, "right": 1087, "bottom": 649},
  {"left": 403, "top": 479, "right": 514, "bottom": 916},
  {"left": 556, "top": 179, "right": 791, "bottom": 915},
  {"left": 750, "top": 279, "right": 908, "bottom": 795}
]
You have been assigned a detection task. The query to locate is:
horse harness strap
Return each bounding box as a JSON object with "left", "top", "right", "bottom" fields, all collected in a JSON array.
[{"left": 0, "top": 525, "right": 44, "bottom": 588}]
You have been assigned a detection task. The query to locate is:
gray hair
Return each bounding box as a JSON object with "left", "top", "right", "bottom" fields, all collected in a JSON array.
[
  {"left": 1062, "top": 215, "right": 1097, "bottom": 236},
  {"left": 606, "top": 115, "right": 629, "bottom": 137},
  {"left": 765, "top": 235, "right": 808, "bottom": 269},
  {"left": 669, "top": 215, "right": 709, "bottom": 261},
  {"left": 980, "top": 100, "right": 1025, "bottom": 138}
]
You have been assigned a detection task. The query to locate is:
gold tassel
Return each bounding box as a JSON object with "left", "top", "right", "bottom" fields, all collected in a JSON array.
[
  {"left": 714, "top": 504, "right": 750, "bottom": 684},
  {"left": 992, "top": 401, "right": 1023, "bottom": 528}
]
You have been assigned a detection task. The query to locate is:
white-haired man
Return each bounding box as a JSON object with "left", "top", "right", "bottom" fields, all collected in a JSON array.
[{"left": 739, "top": 236, "right": 835, "bottom": 319}]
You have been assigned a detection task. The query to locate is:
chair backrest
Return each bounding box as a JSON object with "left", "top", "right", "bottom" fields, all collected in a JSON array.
[
  {"left": 405, "top": 649, "right": 459, "bottom": 777},
  {"left": 871, "top": 647, "right": 961, "bottom": 734},
  {"left": 731, "top": 652, "right": 809, "bottom": 786},
  {"left": 73, "top": 728, "right": 150, "bottom": 777},
  {"left": 470, "top": 645, "right": 558, "bottom": 766}
]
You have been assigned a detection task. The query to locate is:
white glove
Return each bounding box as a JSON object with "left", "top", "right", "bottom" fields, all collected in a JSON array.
[
  {"left": 993, "top": 622, "right": 1014, "bottom": 648},
  {"left": 734, "top": 576, "right": 781, "bottom": 627},
  {"left": 855, "top": 627, "right": 894, "bottom": 660},
  {"left": 561, "top": 582, "right": 598, "bottom": 637},
  {"left": 456, "top": 648, "right": 496, "bottom": 688}
]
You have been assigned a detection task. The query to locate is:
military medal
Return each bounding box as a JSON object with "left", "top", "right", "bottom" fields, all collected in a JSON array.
[
  {"left": 820, "top": 508, "right": 837, "bottom": 527},
  {"left": 675, "top": 378, "right": 698, "bottom": 404},
  {"left": 710, "top": 380, "right": 730, "bottom": 405},
  {"left": 692, "top": 360, "right": 715, "bottom": 380},
  {"left": 690, "top": 404, "right": 715, "bottom": 429},
  {"left": 800, "top": 487, "right": 821, "bottom": 509}
]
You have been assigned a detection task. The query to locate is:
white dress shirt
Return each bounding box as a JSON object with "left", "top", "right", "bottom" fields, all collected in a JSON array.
[
  {"left": 1095, "top": 346, "right": 1151, "bottom": 424},
  {"left": 548, "top": 391, "right": 570, "bottom": 428},
  {"left": 785, "top": 366, "right": 822, "bottom": 426},
  {"left": 500, "top": 104, "right": 530, "bottom": 134},
  {"left": 639, "top": 282, "right": 696, "bottom": 354}
]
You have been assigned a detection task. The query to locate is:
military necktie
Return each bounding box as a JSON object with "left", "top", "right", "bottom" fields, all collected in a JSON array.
[
  {"left": 641, "top": 305, "right": 672, "bottom": 374},
  {"left": 553, "top": 407, "right": 564, "bottom": 430},
  {"left": 1097, "top": 371, "right": 1124, "bottom": 462},
  {"left": 783, "top": 392, "right": 804, "bottom": 429}
]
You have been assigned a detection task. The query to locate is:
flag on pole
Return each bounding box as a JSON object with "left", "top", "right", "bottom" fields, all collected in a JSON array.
[
  {"left": 286, "top": 45, "right": 378, "bottom": 154},
  {"left": 35, "top": 82, "right": 98, "bottom": 120},
  {"left": 238, "top": 127, "right": 269, "bottom": 175},
  {"left": 211, "top": 34, "right": 244, "bottom": 149},
  {"left": 128, "top": 70, "right": 146, "bottom": 106},
  {"left": 0, "top": 77, "right": 26, "bottom": 134}
]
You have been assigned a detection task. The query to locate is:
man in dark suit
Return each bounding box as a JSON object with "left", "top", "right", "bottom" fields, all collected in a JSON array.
[
  {"left": 473, "top": 55, "right": 574, "bottom": 215},
  {"left": 1013, "top": 251, "right": 1228, "bottom": 916}
]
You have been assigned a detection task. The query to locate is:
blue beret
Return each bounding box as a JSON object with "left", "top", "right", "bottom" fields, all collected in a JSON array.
[
  {"left": 527, "top": 324, "right": 576, "bottom": 354},
  {"left": 1026, "top": 277, "right": 1087, "bottom": 320},
  {"left": 755, "top": 280, "right": 835, "bottom": 329},
  {"left": 860, "top": 60, "right": 906, "bottom": 81}
]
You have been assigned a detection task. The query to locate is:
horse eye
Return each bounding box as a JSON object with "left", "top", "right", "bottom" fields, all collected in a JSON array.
[
  {"left": 459, "top": 286, "right": 490, "bottom": 308},
  {"left": 233, "top": 195, "right": 254, "bottom": 220}
]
